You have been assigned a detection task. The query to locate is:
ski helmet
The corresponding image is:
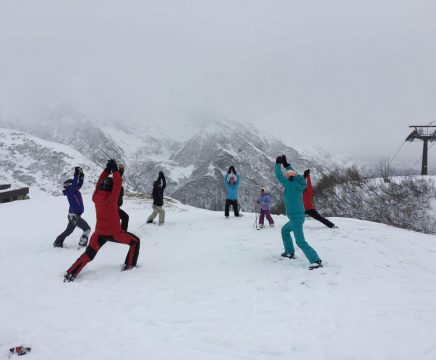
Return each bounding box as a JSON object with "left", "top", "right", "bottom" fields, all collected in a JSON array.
[
  {"left": 63, "top": 179, "right": 73, "bottom": 189},
  {"left": 99, "top": 177, "right": 114, "bottom": 192}
]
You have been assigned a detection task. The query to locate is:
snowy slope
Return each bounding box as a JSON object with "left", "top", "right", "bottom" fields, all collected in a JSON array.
[{"left": 1, "top": 194, "right": 436, "bottom": 359}]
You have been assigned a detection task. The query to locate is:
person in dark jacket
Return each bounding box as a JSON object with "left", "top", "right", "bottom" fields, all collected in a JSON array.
[
  {"left": 64, "top": 160, "right": 140, "bottom": 282},
  {"left": 54, "top": 167, "right": 91, "bottom": 248},
  {"left": 303, "top": 169, "right": 337, "bottom": 229},
  {"left": 117, "top": 163, "right": 129, "bottom": 231},
  {"left": 147, "top": 171, "right": 166, "bottom": 225}
]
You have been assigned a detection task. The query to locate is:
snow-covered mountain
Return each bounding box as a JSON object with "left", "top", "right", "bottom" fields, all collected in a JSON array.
[
  {"left": 0, "top": 128, "right": 101, "bottom": 194},
  {"left": 1, "top": 192, "right": 436, "bottom": 359},
  {"left": 0, "top": 109, "right": 349, "bottom": 209}
]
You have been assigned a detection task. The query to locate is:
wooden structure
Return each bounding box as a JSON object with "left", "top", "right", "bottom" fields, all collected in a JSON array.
[{"left": 0, "top": 184, "right": 30, "bottom": 203}]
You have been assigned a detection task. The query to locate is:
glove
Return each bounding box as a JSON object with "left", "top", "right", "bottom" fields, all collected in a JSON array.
[
  {"left": 105, "top": 159, "right": 118, "bottom": 173},
  {"left": 229, "top": 165, "right": 236, "bottom": 174},
  {"left": 159, "top": 171, "right": 165, "bottom": 179},
  {"left": 104, "top": 160, "right": 113, "bottom": 173},
  {"left": 74, "top": 167, "right": 83, "bottom": 176},
  {"left": 281, "top": 155, "right": 290, "bottom": 168},
  {"left": 110, "top": 159, "right": 119, "bottom": 172},
  {"left": 303, "top": 169, "right": 310, "bottom": 178},
  {"left": 276, "top": 156, "right": 283, "bottom": 164}
]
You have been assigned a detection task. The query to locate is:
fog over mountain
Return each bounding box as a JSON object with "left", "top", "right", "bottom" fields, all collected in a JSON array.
[{"left": 1, "top": 0, "right": 435, "bottom": 170}]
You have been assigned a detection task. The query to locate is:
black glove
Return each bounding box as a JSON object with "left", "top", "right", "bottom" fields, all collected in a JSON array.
[
  {"left": 303, "top": 169, "right": 310, "bottom": 178},
  {"left": 104, "top": 160, "right": 113, "bottom": 173},
  {"left": 229, "top": 165, "right": 236, "bottom": 174},
  {"left": 74, "top": 167, "right": 83, "bottom": 176},
  {"left": 281, "top": 155, "right": 289, "bottom": 168},
  {"left": 276, "top": 156, "right": 283, "bottom": 164},
  {"left": 105, "top": 159, "right": 118, "bottom": 173},
  {"left": 110, "top": 159, "right": 119, "bottom": 172},
  {"left": 159, "top": 171, "right": 164, "bottom": 179}
]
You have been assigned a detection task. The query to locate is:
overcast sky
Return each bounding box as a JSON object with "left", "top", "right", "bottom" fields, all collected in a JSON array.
[{"left": 1, "top": 0, "right": 435, "bottom": 168}]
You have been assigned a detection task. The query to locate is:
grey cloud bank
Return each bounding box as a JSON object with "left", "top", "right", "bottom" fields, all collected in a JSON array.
[{"left": 1, "top": 0, "right": 435, "bottom": 169}]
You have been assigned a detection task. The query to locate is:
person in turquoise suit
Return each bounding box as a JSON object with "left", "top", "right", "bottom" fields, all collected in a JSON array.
[{"left": 275, "top": 155, "right": 323, "bottom": 270}]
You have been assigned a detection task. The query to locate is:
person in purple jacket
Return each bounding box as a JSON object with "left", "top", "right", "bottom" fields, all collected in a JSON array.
[
  {"left": 53, "top": 167, "right": 91, "bottom": 248},
  {"left": 256, "top": 187, "right": 275, "bottom": 228}
]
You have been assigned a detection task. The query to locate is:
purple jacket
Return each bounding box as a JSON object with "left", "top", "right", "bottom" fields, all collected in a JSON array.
[
  {"left": 256, "top": 193, "right": 271, "bottom": 211},
  {"left": 64, "top": 175, "right": 84, "bottom": 215}
]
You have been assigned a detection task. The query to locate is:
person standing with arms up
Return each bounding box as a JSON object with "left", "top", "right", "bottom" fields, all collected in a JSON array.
[
  {"left": 275, "top": 155, "right": 323, "bottom": 270},
  {"left": 54, "top": 167, "right": 91, "bottom": 249},
  {"left": 64, "top": 160, "right": 140, "bottom": 282},
  {"left": 147, "top": 171, "right": 166, "bottom": 225},
  {"left": 223, "top": 165, "right": 241, "bottom": 218}
]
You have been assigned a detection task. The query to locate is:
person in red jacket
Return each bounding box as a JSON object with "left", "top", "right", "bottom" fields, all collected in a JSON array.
[
  {"left": 64, "top": 159, "right": 140, "bottom": 282},
  {"left": 303, "top": 169, "right": 337, "bottom": 229}
]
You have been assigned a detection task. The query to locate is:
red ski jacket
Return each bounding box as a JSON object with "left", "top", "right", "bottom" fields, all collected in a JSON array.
[
  {"left": 92, "top": 170, "right": 122, "bottom": 234},
  {"left": 303, "top": 175, "right": 315, "bottom": 210}
]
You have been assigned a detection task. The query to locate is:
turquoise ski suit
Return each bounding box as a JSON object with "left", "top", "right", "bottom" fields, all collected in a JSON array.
[
  {"left": 275, "top": 163, "right": 321, "bottom": 263},
  {"left": 223, "top": 173, "right": 240, "bottom": 200}
]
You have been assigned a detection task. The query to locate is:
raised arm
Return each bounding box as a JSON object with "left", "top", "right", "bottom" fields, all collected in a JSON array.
[
  {"left": 106, "top": 171, "right": 122, "bottom": 205},
  {"left": 305, "top": 175, "right": 313, "bottom": 198},
  {"left": 275, "top": 163, "right": 288, "bottom": 187},
  {"left": 95, "top": 169, "right": 110, "bottom": 192},
  {"left": 235, "top": 174, "right": 240, "bottom": 185},
  {"left": 223, "top": 173, "right": 229, "bottom": 186},
  {"left": 161, "top": 176, "right": 166, "bottom": 191}
]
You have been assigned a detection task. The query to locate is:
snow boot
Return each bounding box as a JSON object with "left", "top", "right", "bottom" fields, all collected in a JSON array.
[
  {"left": 308, "top": 260, "right": 323, "bottom": 270},
  {"left": 121, "top": 264, "right": 135, "bottom": 271},
  {"left": 63, "top": 272, "right": 75, "bottom": 282},
  {"left": 281, "top": 252, "right": 295, "bottom": 259},
  {"left": 78, "top": 236, "right": 88, "bottom": 248},
  {"left": 53, "top": 240, "right": 63, "bottom": 248}
]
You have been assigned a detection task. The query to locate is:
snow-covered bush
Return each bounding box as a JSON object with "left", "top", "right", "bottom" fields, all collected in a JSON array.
[{"left": 314, "top": 168, "right": 436, "bottom": 234}]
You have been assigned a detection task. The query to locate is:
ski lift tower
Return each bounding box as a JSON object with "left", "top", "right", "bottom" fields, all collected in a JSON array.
[{"left": 405, "top": 125, "right": 436, "bottom": 175}]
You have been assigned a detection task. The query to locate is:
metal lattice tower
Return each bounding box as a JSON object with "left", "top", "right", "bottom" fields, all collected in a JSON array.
[{"left": 405, "top": 125, "right": 436, "bottom": 175}]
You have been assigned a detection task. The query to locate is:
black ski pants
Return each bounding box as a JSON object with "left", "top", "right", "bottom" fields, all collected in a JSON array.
[
  {"left": 225, "top": 199, "right": 239, "bottom": 217},
  {"left": 119, "top": 208, "right": 129, "bottom": 231},
  {"left": 54, "top": 213, "right": 91, "bottom": 246},
  {"left": 305, "top": 209, "right": 335, "bottom": 228}
]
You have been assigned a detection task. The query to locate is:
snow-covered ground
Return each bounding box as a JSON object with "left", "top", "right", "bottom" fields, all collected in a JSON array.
[{"left": 1, "top": 191, "right": 436, "bottom": 359}]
